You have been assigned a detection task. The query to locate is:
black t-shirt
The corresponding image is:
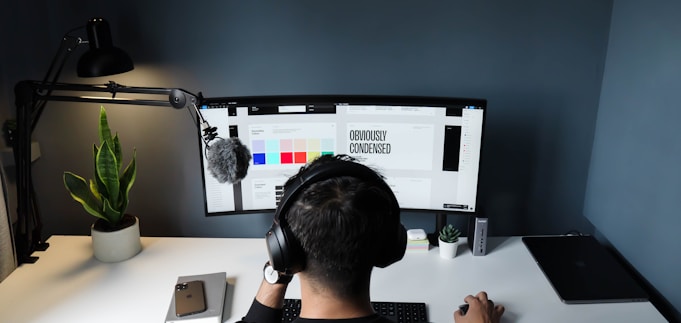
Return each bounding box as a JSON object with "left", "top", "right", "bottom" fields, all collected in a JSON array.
[{"left": 238, "top": 299, "right": 395, "bottom": 323}]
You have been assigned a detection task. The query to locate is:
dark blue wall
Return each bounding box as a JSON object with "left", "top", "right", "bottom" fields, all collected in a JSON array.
[
  {"left": 584, "top": 0, "right": 681, "bottom": 318},
  {"left": 2, "top": 1, "right": 612, "bottom": 239}
]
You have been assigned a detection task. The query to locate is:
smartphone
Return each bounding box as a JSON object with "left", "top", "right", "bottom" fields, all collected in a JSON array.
[{"left": 175, "top": 280, "right": 207, "bottom": 317}]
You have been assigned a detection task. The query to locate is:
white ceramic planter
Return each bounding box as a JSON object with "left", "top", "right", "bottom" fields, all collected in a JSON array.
[
  {"left": 438, "top": 240, "right": 459, "bottom": 259},
  {"left": 91, "top": 216, "right": 142, "bottom": 262}
]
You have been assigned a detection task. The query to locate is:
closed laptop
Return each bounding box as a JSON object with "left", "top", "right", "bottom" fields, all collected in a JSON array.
[{"left": 522, "top": 235, "right": 649, "bottom": 304}]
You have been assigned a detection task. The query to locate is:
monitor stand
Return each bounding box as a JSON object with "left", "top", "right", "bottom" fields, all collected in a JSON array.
[{"left": 427, "top": 213, "right": 447, "bottom": 246}]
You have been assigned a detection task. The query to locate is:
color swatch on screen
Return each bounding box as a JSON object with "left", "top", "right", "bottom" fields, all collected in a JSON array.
[{"left": 252, "top": 138, "right": 334, "bottom": 165}]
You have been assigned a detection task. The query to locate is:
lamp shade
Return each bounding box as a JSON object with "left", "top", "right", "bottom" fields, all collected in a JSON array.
[{"left": 77, "top": 18, "right": 134, "bottom": 77}]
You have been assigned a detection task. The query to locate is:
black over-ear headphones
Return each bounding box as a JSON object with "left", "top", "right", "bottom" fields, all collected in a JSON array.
[{"left": 265, "top": 159, "right": 407, "bottom": 274}]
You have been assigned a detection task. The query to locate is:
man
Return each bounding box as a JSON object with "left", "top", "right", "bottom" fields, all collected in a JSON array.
[{"left": 239, "top": 155, "right": 505, "bottom": 323}]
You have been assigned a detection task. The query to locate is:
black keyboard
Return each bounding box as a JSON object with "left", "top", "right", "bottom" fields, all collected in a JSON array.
[{"left": 281, "top": 298, "right": 428, "bottom": 323}]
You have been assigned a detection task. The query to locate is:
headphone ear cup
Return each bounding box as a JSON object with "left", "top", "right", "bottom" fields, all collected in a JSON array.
[
  {"left": 266, "top": 220, "right": 305, "bottom": 273},
  {"left": 374, "top": 223, "right": 407, "bottom": 268},
  {"left": 371, "top": 180, "right": 406, "bottom": 268},
  {"left": 265, "top": 223, "right": 287, "bottom": 272}
]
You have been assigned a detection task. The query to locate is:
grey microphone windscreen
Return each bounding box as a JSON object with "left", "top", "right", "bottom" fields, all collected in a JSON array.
[{"left": 205, "top": 137, "right": 252, "bottom": 184}]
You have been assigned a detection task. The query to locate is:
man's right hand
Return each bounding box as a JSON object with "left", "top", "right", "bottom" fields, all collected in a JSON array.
[{"left": 453, "top": 291, "right": 504, "bottom": 323}]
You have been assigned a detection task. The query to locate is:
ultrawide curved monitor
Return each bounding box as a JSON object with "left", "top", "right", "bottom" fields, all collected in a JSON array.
[{"left": 198, "top": 95, "right": 486, "bottom": 216}]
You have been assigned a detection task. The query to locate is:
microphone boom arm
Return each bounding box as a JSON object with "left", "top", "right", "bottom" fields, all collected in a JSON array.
[
  {"left": 22, "top": 80, "right": 199, "bottom": 109},
  {"left": 21, "top": 80, "right": 216, "bottom": 143}
]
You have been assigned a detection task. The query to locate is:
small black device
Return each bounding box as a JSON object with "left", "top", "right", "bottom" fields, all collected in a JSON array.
[
  {"left": 459, "top": 303, "right": 469, "bottom": 315},
  {"left": 458, "top": 299, "right": 494, "bottom": 316},
  {"left": 265, "top": 158, "right": 407, "bottom": 274},
  {"left": 174, "top": 280, "right": 207, "bottom": 317}
]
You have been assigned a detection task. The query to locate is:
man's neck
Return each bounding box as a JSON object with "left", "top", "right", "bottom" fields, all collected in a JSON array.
[{"left": 298, "top": 276, "right": 374, "bottom": 319}]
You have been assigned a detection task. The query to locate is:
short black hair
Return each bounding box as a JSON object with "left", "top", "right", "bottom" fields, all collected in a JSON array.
[{"left": 285, "top": 155, "right": 397, "bottom": 297}]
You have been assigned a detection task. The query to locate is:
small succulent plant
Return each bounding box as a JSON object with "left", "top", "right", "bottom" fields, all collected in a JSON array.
[{"left": 439, "top": 224, "right": 461, "bottom": 243}]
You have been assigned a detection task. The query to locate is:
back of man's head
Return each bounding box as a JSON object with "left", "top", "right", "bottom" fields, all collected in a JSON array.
[{"left": 284, "top": 155, "right": 403, "bottom": 297}]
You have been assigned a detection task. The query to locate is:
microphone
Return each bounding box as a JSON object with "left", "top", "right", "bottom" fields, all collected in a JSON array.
[
  {"left": 205, "top": 137, "right": 251, "bottom": 184},
  {"left": 185, "top": 94, "right": 252, "bottom": 184}
]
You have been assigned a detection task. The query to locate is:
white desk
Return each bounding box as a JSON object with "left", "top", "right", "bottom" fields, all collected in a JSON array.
[{"left": 0, "top": 236, "right": 666, "bottom": 323}]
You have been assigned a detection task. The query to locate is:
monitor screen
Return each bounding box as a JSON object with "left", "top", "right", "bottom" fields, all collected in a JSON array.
[{"left": 198, "top": 95, "right": 486, "bottom": 216}]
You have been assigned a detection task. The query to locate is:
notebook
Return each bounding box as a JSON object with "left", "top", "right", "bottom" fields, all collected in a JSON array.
[{"left": 522, "top": 235, "right": 649, "bottom": 304}]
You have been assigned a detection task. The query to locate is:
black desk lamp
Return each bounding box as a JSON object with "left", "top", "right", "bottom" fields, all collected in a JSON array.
[{"left": 13, "top": 17, "right": 206, "bottom": 265}]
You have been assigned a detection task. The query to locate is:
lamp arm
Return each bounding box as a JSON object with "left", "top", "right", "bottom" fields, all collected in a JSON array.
[
  {"left": 39, "top": 34, "right": 84, "bottom": 88},
  {"left": 32, "top": 30, "right": 86, "bottom": 130}
]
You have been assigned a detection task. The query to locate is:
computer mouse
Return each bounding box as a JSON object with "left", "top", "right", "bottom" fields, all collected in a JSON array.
[
  {"left": 458, "top": 299, "right": 494, "bottom": 315},
  {"left": 458, "top": 304, "right": 469, "bottom": 315}
]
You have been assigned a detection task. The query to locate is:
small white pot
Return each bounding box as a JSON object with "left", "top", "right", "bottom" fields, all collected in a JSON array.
[
  {"left": 438, "top": 239, "right": 459, "bottom": 259},
  {"left": 91, "top": 216, "right": 142, "bottom": 262}
]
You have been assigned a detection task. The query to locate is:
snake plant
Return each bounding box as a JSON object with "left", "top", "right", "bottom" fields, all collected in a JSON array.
[{"left": 63, "top": 106, "right": 136, "bottom": 230}]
